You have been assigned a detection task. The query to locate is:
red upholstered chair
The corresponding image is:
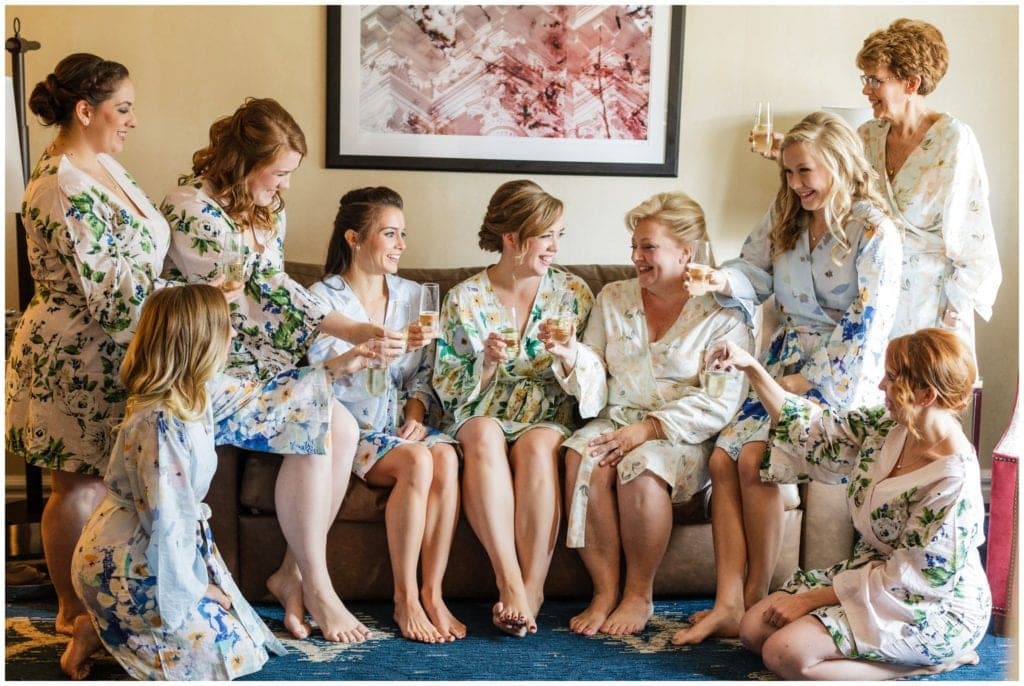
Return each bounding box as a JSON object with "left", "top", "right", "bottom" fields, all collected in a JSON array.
[{"left": 986, "top": 382, "right": 1019, "bottom": 637}]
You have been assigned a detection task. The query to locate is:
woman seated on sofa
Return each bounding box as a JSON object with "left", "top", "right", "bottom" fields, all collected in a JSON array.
[
  {"left": 433, "top": 179, "right": 593, "bottom": 636},
  {"left": 546, "top": 192, "right": 753, "bottom": 636},
  {"left": 306, "top": 187, "right": 463, "bottom": 644},
  {"left": 673, "top": 112, "right": 902, "bottom": 645},
  {"left": 708, "top": 328, "right": 990, "bottom": 680}
]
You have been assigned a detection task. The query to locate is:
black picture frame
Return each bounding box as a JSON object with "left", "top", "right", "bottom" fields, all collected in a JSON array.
[{"left": 326, "top": 5, "right": 684, "bottom": 177}]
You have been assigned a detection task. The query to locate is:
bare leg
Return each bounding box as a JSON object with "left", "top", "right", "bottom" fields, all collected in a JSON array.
[
  {"left": 601, "top": 472, "right": 671, "bottom": 635},
  {"left": 419, "top": 443, "right": 466, "bottom": 641},
  {"left": 509, "top": 427, "right": 562, "bottom": 631},
  {"left": 761, "top": 616, "right": 979, "bottom": 680},
  {"left": 565, "top": 448, "right": 621, "bottom": 636},
  {"left": 737, "top": 445, "right": 784, "bottom": 609},
  {"left": 43, "top": 470, "right": 107, "bottom": 635},
  {"left": 672, "top": 447, "right": 751, "bottom": 645},
  {"left": 739, "top": 591, "right": 791, "bottom": 654},
  {"left": 459, "top": 418, "right": 532, "bottom": 637},
  {"left": 366, "top": 445, "right": 443, "bottom": 643},
  {"left": 60, "top": 614, "right": 103, "bottom": 680},
  {"left": 273, "top": 403, "right": 369, "bottom": 643}
]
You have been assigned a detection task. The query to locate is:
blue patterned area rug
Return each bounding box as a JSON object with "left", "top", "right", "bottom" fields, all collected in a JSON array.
[{"left": 5, "top": 593, "right": 1016, "bottom": 681}]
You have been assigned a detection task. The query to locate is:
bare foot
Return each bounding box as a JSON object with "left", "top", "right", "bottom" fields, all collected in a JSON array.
[
  {"left": 688, "top": 607, "right": 712, "bottom": 625},
  {"left": 671, "top": 604, "right": 742, "bottom": 645},
  {"left": 267, "top": 569, "right": 312, "bottom": 639},
  {"left": 422, "top": 595, "right": 466, "bottom": 640},
  {"left": 60, "top": 615, "right": 102, "bottom": 680},
  {"left": 394, "top": 599, "right": 444, "bottom": 643},
  {"left": 491, "top": 602, "right": 529, "bottom": 638},
  {"left": 569, "top": 592, "right": 619, "bottom": 636},
  {"left": 303, "top": 585, "right": 371, "bottom": 643},
  {"left": 903, "top": 651, "right": 980, "bottom": 677},
  {"left": 55, "top": 606, "right": 85, "bottom": 636},
  {"left": 600, "top": 594, "right": 653, "bottom": 635}
]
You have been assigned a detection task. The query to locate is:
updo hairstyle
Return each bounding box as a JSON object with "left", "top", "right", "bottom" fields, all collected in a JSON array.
[
  {"left": 625, "top": 191, "right": 709, "bottom": 254},
  {"left": 856, "top": 18, "right": 949, "bottom": 96},
  {"left": 324, "top": 186, "right": 404, "bottom": 276},
  {"left": 28, "top": 53, "right": 129, "bottom": 128},
  {"left": 477, "top": 180, "right": 563, "bottom": 254}
]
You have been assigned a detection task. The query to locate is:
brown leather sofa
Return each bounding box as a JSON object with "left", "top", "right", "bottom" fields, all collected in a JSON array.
[{"left": 205, "top": 263, "right": 855, "bottom": 601}]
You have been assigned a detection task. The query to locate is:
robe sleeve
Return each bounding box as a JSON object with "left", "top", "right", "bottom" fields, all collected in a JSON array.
[
  {"left": 800, "top": 210, "right": 901, "bottom": 407},
  {"left": 129, "top": 412, "right": 208, "bottom": 632},
  {"left": 940, "top": 124, "right": 1001, "bottom": 321},
  {"left": 432, "top": 282, "right": 490, "bottom": 418},
  {"left": 766, "top": 394, "right": 895, "bottom": 484},
  {"left": 714, "top": 210, "right": 775, "bottom": 326},
  {"left": 553, "top": 287, "right": 609, "bottom": 419}
]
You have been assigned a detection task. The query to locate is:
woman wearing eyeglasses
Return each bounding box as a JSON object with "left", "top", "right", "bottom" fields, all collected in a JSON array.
[{"left": 853, "top": 19, "right": 1000, "bottom": 357}]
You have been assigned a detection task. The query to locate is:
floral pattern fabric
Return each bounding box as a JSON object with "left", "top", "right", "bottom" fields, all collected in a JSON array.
[
  {"left": 768, "top": 395, "right": 991, "bottom": 666},
  {"left": 433, "top": 267, "right": 593, "bottom": 438},
  {"left": 5, "top": 152, "right": 172, "bottom": 474},
  {"left": 859, "top": 115, "right": 1001, "bottom": 355},
  {"left": 307, "top": 274, "right": 455, "bottom": 479},
  {"left": 713, "top": 201, "right": 901, "bottom": 461},
  {"left": 70, "top": 368, "right": 335, "bottom": 680},
  {"left": 558, "top": 279, "right": 753, "bottom": 547},
  {"left": 160, "top": 177, "right": 330, "bottom": 379}
]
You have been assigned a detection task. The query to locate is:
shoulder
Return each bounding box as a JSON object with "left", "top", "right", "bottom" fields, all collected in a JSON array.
[
  {"left": 388, "top": 273, "right": 425, "bottom": 300},
  {"left": 596, "top": 277, "right": 637, "bottom": 301},
  {"left": 162, "top": 175, "right": 209, "bottom": 208},
  {"left": 858, "top": 118, "right": 888, "bottom": 139},
  {"left": 310, "top": 274, "right": 347, "bottom": 301},
  {"left": 450, "top": 269, "right": 488, "bottom": 294},
  {"left": 848, "top": 200, "right": 897, "bottom": 239},
  {"left": 552, "top": 268, "right": 594, "bottom": 296}
]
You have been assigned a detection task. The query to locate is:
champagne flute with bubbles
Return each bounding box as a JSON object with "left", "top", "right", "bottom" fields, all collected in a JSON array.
[
  {"left": 419, "top": 283, "right": 440, "bottom": 334},
  {"left": 686, "top": 240, "right": 714, "bottom": 296},
  {"left": 543, "top": 290, "right": 575, "bottom": 345},
  {"left": 219, "top": 234, "right": 245, "bottom": 289},
  {"left": 751, "top": 101, "right": 773, "bottom": 156}
]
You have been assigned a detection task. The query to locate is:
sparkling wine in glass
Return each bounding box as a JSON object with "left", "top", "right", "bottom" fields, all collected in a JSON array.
[
  {"left": 219, "top": 235, "right": 245, "bottom": 289},
  {"left": 687, "top": 240, "right": 714, "bottom": 296},
  {"left": 419, "top": 282, "right": 439, "bottom": 331},
  {"left": 498, "top": 305, "right": 519, "bottom": 358},
  {"left": 365, "top": 339, "right": 387, "bottom": 396},
  {"left": 751, "top": 101, "right": 773, "bottom": 156},
  {"left": 543, "top": 290, "right": 575, "bottom": 344}
]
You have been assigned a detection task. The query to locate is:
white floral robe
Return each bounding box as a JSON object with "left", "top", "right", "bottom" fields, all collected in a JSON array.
[
  {"left": 558, "top": 279, "right": 754, "bottom": 547},
  {"left": 767, "top": 395, "right": 991, "bottom": 667},
  {"left": 714, "top": 201, "right": 902, "bottom": 461},
  {"left": 433, "top": 267, "right": 593, "bottom": 438},
  {"left": 859, "top": 115, "right": 1001, "bottom": 356},
  {"left": 307, "top": 274, "right": 456, "bottom": 479},
  {"left": 71, "top": 368, "right": 337, "bottom": 680},
  {"left": 5, "top": 152, "right": 172, "bottom": 474},
  {"left": 161, "top": 177, "right": 331, "bottom": 379}
]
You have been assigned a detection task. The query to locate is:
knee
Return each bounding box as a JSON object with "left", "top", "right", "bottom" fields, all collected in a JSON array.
[
  {"left": 430, "top": 446, "right": 459, "bottom": 492},
  {"left": 331, "top": 402, "right": 359, "bottom": 441},
  {"left": 738, "top": 609, "right": 765, "bottom": 653},
  {"left": 709, "top": 450, "right": 736, "bottom": 484},
  {"left": 737, "top": 453, "right": 768, "bottom": 489},
  {"left": 398, "top": 447, "right": 434, "bottom": 494},
  {"left": 760, "top": 631, "right": 805, "bottom": 679}
]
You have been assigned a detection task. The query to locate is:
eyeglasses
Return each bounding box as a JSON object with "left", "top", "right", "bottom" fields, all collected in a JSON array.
[{"left": 859, "top": 74, "right": 901, "bottom": 89}]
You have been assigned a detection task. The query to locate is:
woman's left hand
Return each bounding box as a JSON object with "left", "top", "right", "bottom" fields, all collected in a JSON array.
[
  {"left": 397, "top": 418, "right": 429, "bottom": 442},
  {"left": 779, "top": 374, "right": 813, "bottom": 395},
  {"left": 537, "top": 320, "right": 578, "bottom": 361},
  {"left": 405, "top": 322, "right": 435, "bottom": 352},
  {"left": 209, "top": 273, "right": 245, "bottom": 304},
  {"left": 325, "top": 341, "right": 377, "bottom": 378},
  {"left": 761, "top": 593, "right": 813, "bottom": 629},
  {"left": 587, "top": 422, "right": 650, "bottom": 467}
]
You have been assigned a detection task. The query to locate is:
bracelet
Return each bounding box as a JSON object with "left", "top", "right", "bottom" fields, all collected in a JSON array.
[{"left": 646, "top": 416, "right": 663, "bottom": 441}]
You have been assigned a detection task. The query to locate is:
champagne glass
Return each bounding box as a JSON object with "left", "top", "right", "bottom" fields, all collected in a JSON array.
[
  {"left": 543, "top": 290, "right": 575, "bottom": 345},
  {"left": 419, "top": 283, "right": 440, "bottom": 333},
  {"left": 496, "top": 304, "right": 519, "bottom": 359},
  {"left": 751, "top": 101, "right": 773, "bottom": 156},
  {"left": 686, "top": 239, "right": 714, "bottom": 296},
  {"left": 365, "top": 338, "right": 387, "bottom": 396},
  {"left": 219, "top": 234, "right": 245, "bottom": 289},
  {"left": 702, "top": 339, "right": 735, "bottom": 398}
]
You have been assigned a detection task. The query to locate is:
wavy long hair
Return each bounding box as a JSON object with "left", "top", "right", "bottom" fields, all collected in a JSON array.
[
  {"left": 120, "top": 285, "right": 231, "bottom": 422},
  {"left": 324, "top": 186, "right": 404, "bottom": 277},
  {"left": 770, "top": 111, "right": 887, "bottom": 265},
  {"left": 187, "top": 97, "right": 306, "bottom": 232}
]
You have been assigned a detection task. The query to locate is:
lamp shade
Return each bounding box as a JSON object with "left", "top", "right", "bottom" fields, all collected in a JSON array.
[
  {"left": 6, "top": 76, "right": 26, "bottom": 212},
  {"left": 822, "top": 105, "right": 874, "bottom": 130}
]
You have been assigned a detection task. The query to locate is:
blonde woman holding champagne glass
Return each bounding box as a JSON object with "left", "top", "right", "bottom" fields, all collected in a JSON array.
[{"left": 307, "top": 187, "right": 463, "bottom": 643}]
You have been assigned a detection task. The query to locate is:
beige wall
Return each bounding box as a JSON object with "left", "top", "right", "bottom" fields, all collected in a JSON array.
[{"left": 5, "top": 4, "right": 1018, "bottom": 474}]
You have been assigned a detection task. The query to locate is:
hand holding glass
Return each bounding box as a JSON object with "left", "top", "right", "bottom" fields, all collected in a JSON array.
[
  {"left": 496, "top": 305, "right": 519, "bottom": 358},
  {"left": 419, "top": 283, "right": 440, "bottom": 332},
  {"left": 542, "top": 290, "right": 575, "bottom": 345},
  {"left": 365, "top": 339, "right": 388, "bottom": 396},
  {"left": 219, "top": 235, "right": 245, "bottom": 290},
  {"left": 751, "top": 101, "right": 773, "bottom": 157},
  {"left": 686, "top": 240, "right": 714, "bottom": 296}
]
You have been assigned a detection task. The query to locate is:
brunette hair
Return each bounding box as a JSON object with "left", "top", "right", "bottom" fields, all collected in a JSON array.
[
  {"left": 324, "top": 186, "right": 404, "bottom": 276},
  {"left": 771, "top": 111, "right": 887, "bottom": 264},
  {"left": 29, "top": 53, "right": 129, "bottom": 128},
  {"left": 856, "top": 18, "right": 949, "bottom": 96},
  {"left": 885, "top": 328, "right": 976, "bottom": 435},
  {"left": 188, "top": 97, "right": 307, "bottom": 231},
  {"left": 477, "top": 180, "right": 563, "bottom": 254},
  {"left": 625, "top": 191, "right": 709, "bottom": 252},
  {"left": 120, "top": 285, "right": 231, "bottom": 422}
]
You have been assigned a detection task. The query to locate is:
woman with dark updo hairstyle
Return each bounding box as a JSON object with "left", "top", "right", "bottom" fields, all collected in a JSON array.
[
  {"left": 6, "top": 52, "right": 179, "bottom": 637},
  {"left": 307, "top": 187, "right": 463, "bottom": 643},
  {"left": 432, "top": 179, "right": 594, "bottom": 636}
]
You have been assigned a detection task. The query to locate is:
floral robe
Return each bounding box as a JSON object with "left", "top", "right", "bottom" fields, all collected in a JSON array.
[
  {"left": 160, "top": 177, "right": 330, "bottom": 379},
  {"left": 5, "top": 152, "right": 172, "bottom": 474},
  {"left": 767, "top": 395, "right": 991, "bottom": 667},
  {"left": 433, "top": 267, "right": 593, "bottom": 437},
  {"left": 714, "top": 201, "right": 901, "bottom": 460},
  {"left": 71, "top": 368, "right": 337, "bottom": 680},
  {"left": 859, "top": 115, "right": 1001, "bottom": 356},
  {"left": 558, "top": 279, "right": 753, "bottom": 547},
  {"left": 307, "top": 274, "right": 455, "bottom": 479}
]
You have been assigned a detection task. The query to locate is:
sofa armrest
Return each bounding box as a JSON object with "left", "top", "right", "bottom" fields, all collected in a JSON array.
[
  {"left": 207, "top": 445, "right": 244, "bottom": 578},
  {"left": 799, "top": 480, "right": 855, "bottom": 571}
]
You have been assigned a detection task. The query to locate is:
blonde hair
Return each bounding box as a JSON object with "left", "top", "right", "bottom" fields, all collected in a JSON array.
[
  {"left": 885, "top": 328, "right": 976, "bottom": 436},
  {"left": 771, "top": 111, "right": 887, "bottom": 264},
  {"left": 120, "top": 285, "right": 231, "bottom": 422},
  {"left": 187, "top": 97, "right": 307, "bottom": 233},
  {"left": 625, "top": 191, "right": 709, "bottom": 252},
  {"left": 856, "top": 18, "right": 949, "bottom": 96},
  {"left": 477, "top": 180, "right": 563, "bottom": 254}
]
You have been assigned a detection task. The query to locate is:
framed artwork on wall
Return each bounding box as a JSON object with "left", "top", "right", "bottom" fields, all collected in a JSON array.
[{"left": 326, "top": 5, "right": 685, "bottom": 176}]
